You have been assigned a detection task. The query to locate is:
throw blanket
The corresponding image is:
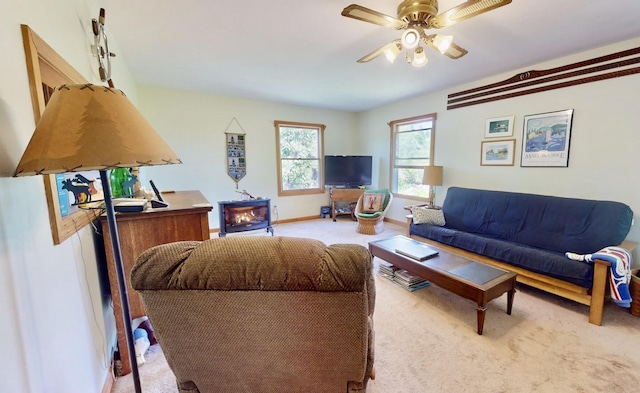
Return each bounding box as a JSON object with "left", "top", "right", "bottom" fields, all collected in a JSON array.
[{"left": 565, "top": 247, "right": 633, "bottom": 307}]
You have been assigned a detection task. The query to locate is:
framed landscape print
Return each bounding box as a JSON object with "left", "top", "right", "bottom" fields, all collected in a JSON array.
[
  {"left": 521, "top": 109, "right": 573, "bottom": 167},
  {"left": 485, "top": 115, "right": 514, "bottom": 138},
  {"left": 480, "top": 139, "right": 516, "bottom": 166}
]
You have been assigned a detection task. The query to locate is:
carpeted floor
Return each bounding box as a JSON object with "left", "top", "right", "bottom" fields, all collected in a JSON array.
[{"left": 113, "top": 218, "right": 640, "bottom": 393}]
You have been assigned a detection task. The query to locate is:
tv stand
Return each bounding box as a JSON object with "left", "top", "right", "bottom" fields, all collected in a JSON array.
[{"left": 330, "top": 188, "right": 364, "bottom": 221}]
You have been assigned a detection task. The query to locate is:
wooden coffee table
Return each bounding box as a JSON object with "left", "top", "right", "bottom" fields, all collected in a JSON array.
[{"left": 369, "top": 235, "right": 516, "bottom": 335}]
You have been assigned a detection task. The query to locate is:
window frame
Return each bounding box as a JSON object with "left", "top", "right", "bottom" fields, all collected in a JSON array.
[
  {"left": 274, "top": 120, "right": 325, "bottom": 197},
  {"left": 389, "top": 112, "right": 437, "bottom": 201},
  {"left": 21, "top": 24, "right": 97, "bottom": 244}
]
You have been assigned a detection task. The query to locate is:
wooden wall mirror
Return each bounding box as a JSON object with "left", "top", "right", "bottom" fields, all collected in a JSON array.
[{"left": 21, "top": 25, "right": 99, "bottom": 244}]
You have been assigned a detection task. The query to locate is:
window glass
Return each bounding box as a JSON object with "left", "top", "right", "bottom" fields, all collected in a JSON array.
[
  {"left": 390, "top": 114, "right": 436, "bottom": 199},
  {"left": 275, "top": 121, "right": 325, "bottom": 196}
]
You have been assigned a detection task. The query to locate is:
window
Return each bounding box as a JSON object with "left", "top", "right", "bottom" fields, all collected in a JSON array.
[
  {"left": 390, "top": 113, "right": 436, "bottom": 199},
  {"left": 275, "top": 120, "right": 325, "bottom": 196}
]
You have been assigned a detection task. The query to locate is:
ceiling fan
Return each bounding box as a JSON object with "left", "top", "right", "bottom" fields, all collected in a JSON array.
[{"left": 341, "top": 0, "right": 512, "bottom": 67}]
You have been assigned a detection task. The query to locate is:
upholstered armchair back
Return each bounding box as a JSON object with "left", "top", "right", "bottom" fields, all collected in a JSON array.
[{"left": 131, "top": 236, "right": 375, "bottom": 393}]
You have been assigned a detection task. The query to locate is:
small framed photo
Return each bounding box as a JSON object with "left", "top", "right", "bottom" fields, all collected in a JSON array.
[
  {"left": 521, "top": 109, "right": 573, "bottom": 167},
  {"left": 485, "top": 115, "right": 514, "bottom": 138},
  {"left": 481, "top": 139, "right": 516, "bottom": 166}
]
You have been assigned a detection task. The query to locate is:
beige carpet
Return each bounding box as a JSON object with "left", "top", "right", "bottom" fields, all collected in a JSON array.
[{"left": 113, "top": 218, "right": 640, "bottom": 393}]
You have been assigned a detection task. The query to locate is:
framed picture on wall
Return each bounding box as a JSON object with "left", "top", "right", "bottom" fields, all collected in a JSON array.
[
  {"left": 520, "top": 109, "right": 573, "bottom": 167},
  {"left": 480, "top": 139, "right": 516, "bottom": 166},
  {"left": 485, "top": 115, "right": 514, "bottom": 138}
]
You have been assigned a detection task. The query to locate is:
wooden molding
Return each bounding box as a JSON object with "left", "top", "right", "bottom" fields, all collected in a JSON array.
[
  {"left": 447, "top": 45, "right": 640, "bottom": 110},
  {"left": 21, "top": 25, "right": 93, "bottom": 244}
]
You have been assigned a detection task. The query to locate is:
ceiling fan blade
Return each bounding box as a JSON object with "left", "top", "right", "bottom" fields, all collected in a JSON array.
[
  {"left": 430, "top": 0, "right": 512, "bottom": 29},
  {"left": 357, "top": 39, "right": 402, "bottom": 63},
  {"left": 424, "top": 35, "right": 469, "bottom": 59},
  {"left": 342, "top": 4, "right": 406, "bottom": 29},
  {"left": 441, "top": 42, "right": 468, "bottom": 59}
]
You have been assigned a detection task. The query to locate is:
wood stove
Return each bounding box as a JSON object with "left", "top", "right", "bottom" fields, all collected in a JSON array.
[{"left": 218, "top": 199, "right": 273, "bottom": 237}]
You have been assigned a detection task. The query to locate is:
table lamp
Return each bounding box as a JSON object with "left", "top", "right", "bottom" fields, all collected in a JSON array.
[
  {"left": 14, "top": 83, "right": 181, "bottom": 393},
  {"left": 422, "top": 166, "right": 443, "bottom": 207}
]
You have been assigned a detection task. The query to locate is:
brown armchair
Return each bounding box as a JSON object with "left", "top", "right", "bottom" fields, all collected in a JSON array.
[{"left": 131, "top": 236, "right": 375, "bottom": 393}]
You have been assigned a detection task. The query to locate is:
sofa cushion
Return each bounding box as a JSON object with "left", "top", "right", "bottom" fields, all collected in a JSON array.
[
  {"left": 364, "top": 189, "right": 390, "bottom": 209},
  {"left": 412, "top": 207, "right": 446, "bottom": 226},
  {"left": 410, "top": 223, "right": 594, "bottom": 288},
  {"left": 362, "top": 193, "right": 385, "bottom": 212},
  {"left": 442, "top": 187, "right": 633, "bottom": 255},
  {"left": 357, "top": 211, "right": 383, "bottom": 219}
]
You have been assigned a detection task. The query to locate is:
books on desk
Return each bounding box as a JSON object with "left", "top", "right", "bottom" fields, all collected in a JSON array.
[{"left": 377, "top": 261, "right": 430, "bottom": 292}]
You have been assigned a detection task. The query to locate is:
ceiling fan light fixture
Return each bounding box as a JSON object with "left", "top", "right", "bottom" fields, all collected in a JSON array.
[
  {"left": 412, "top": 46, "right": 428, "bottom": 67},
  {"left": 384, "top": 43, "right": 402, "bottom": 63},
  {"left": 433, "top": 34, "right": 453, "bottom": 54},
  {"left": 401, "top": 28, "right": 420, "bottom": 49}
]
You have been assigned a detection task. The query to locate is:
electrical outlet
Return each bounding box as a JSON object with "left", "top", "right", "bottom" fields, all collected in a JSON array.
[{"left": 272, "top": 205, "right": 277, "bottom": 213}]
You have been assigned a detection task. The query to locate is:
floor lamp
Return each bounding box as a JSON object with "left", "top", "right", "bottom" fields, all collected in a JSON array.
[{"left": 14, "top": 83, "right": 181, "bottom": 393}]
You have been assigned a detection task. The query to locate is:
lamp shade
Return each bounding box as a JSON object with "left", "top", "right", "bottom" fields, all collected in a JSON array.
[
  {"left": 14, "top": 84, "right": 181, "bottom": 176},
  {"left": 384, "top": 42, "right": 402, "bottom": 63},
  {"left": 412, "top": 47, "right": 428, "bottom": 68},
  {"left": 422, "top": 165, "right": 443, "bottom": 186},
  {"left": 432, "top": 34, "right": 453, "bottom": 54}
]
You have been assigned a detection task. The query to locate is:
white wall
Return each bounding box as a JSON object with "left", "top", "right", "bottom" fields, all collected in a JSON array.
[
  {"left": 0, "top": 0, "right": 136, "bottom": 391},
  {"left": 136, "top": 86, "right": 359, "bottom": 225},
  {"left": 359, "top": 37, "right": 640, "bottom": 258}
]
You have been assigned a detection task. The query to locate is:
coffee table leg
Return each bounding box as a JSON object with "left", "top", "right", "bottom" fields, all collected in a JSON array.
[
  {"left": 507, "top": 288, "right": 515, "bottom": 315},
  {"left": 476, "top": 306, "right": 487, "bottom": 335}
]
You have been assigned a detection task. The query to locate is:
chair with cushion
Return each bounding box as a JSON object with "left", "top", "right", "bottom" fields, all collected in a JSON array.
[
  {"left": 131, "top": 236, "right": 375, "bottom": 393},
  {"left": 355, "top": 189, "right": 393, "bottom": 235}
]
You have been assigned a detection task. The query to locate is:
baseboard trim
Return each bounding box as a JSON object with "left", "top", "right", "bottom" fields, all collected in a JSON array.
[
  {"left": 101, "top": 367, "right": 115, "bottom": 393},
  {"left": 384, "top": 217, "right": 404, "bottom": 226}
]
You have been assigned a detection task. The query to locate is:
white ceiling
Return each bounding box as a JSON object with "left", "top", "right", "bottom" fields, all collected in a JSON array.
[{"left": 101, "top": 0, "right": 640, "bottom": 112}]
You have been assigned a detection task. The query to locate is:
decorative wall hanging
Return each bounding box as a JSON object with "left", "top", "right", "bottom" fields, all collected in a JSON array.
[
  {"left": 91, "top": 8, "right": 116, "bottom": 87},
  {"left": 447, "top": 46, "right": 640, "bottom": 110},
  {"left": 520, "top": 109, "right": 573, "bottom": 167},
  {"left": 224, "top": 117, "right": 246, "bottom": 188},
  {"left": 480, "top": 139, "right": 515, "bottom": 166},
  {"left": 485, "top": 115, "right": 514, "bottom": 138}
]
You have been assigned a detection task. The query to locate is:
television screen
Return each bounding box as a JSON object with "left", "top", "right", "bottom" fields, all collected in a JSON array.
[{"left": 324, "top": 155, "right": 372, "bottom": 187}]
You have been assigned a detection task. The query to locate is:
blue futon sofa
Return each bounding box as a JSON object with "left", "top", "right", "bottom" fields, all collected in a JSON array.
[{"left": 408, "top": 187, "right": 636, "bottom": 325}]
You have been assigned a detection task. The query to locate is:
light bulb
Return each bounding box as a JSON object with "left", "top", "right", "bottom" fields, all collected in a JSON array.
[{"left": 401, "top": 28, "right": 420, "bottom": 50}]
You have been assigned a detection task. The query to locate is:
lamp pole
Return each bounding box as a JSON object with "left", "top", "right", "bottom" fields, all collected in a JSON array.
[{"left": 100, "top": 170, "right": 142, "bottom": 393}]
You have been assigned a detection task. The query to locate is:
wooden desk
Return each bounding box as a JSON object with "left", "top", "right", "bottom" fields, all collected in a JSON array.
[{"left": 100, "top": 190, "right": 212, "bottom": 375}]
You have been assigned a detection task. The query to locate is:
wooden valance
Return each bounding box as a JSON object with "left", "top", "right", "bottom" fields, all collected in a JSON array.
[{"left": 447, "top": 45, "right": 640, "bottom": 110}]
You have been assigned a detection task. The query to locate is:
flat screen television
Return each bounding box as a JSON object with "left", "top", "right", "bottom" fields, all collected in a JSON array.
[{"left": 324, "top": 155, "right": 372, "bottom": 187}]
